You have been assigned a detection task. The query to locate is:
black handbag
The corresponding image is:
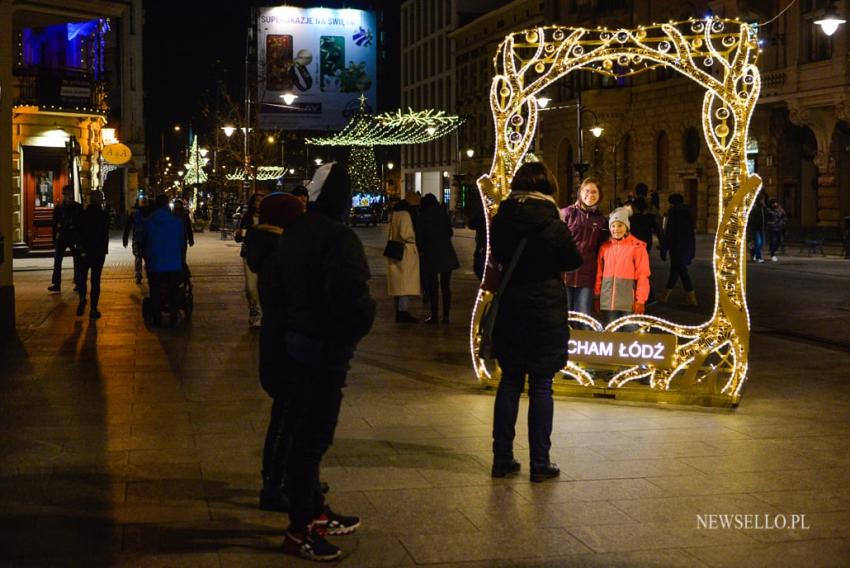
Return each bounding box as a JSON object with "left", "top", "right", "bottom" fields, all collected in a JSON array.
[
  {"left": 478, "top": 237, "right": 527, "bottom": 360},
  {"left": 383, "top": 239, "right": 405, "bottom": 261}
]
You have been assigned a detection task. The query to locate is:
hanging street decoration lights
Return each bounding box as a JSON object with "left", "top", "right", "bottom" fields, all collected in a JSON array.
[
  {"left": 471, "top": 18, "right": 763, "bottom": 407},
  {"left": 226, "top": 166, "right": 289, "bottom": 182}
]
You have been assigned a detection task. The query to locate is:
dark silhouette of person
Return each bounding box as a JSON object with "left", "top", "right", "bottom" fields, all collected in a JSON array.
[
  {"left": 75, "top": 191, "right": 110, "bottom": 319},
  {"left": 49, "top": 185, "right": 83, "bottom": 293}
]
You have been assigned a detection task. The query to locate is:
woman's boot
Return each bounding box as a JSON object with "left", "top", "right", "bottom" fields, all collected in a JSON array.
[
  {"left": 686, "top": 291, "right": 698, "bottom": 306},
  {"left": 658, "top": 289, "right": 672, "bottom": 304}
]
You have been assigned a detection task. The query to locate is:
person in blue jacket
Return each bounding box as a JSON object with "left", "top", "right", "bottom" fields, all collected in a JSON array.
[{"left": 140, "top": 194, "right": 185, "bottom": 326}]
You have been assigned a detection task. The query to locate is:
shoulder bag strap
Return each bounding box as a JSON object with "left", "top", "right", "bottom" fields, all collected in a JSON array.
[{"left": 495, "top": 237, "right": 527, "bottom": 296}]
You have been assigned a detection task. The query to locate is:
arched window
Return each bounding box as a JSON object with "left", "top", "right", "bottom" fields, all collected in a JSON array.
[{"left": 655, "top": 131, "right": 669, "bottom": 192}]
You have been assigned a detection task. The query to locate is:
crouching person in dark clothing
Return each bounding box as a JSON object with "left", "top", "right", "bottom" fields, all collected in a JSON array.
[
  {"left": 490, "top": 161, "right": 582, "bottom": 483},
  {"left": 244, "top": 193, "right": 306, "bottom": 513},
  {"left": 75, "top": 191, "right": 110, "bottom": 320},
  {"left": 268, "top": 163, "right": 376, "bottom": 562}
]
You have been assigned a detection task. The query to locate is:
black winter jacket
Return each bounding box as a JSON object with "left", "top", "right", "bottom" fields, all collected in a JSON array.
[
  {"left": 77, "top": 205, "right": 110, "bottom": 259},
  {"left": 490, "top": 194, "right": 582, "bottom": 371},
  {"left": 661, "top": 204, "right": 696, "bottom": 265},
  {"left": 415, "top": 204, "right": 460, "bottom": 274},
  {"left": 267, "top": 210, "right": 376, "bottom": 370}
]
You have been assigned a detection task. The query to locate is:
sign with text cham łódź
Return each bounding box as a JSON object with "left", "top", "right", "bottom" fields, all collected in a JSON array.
[
  {"left": 257, "top": 6, "right": 377, "bottom": 131},
  {"left": 568, "top": 330, "right": 678, "bottom": 369},
  {"left": 102, "top": 143, "right": 132, "bottom": 166}
]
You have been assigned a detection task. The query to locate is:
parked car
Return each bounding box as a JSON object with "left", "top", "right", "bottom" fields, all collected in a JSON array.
[{"left": 350, "top": 206, "right": 378, "bottom": 227}]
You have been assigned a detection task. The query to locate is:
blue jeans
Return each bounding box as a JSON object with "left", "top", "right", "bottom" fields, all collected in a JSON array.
[
  {"left": 567, "top": 286, "right": 594, "bottom": 317},
  {"left": 751, "top": 231, "right": 764, "bottom": 260},
  {"left": 492, "top": 363, "right": 558, "bottom": 467},
  {"left": 769, "top": 230, "right": 783, "bottom": 256}
]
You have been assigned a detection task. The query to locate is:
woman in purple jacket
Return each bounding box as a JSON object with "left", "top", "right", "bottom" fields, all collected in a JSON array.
[{"left": 561, "top": 178, "right": 608, "bottom": 320}]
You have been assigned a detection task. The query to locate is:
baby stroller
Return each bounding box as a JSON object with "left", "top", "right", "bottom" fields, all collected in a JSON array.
[{"left": 142, "top": 266, "right": 193, "bottom": 326}]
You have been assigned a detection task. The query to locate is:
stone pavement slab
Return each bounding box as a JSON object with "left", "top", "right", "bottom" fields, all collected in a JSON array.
[{"left": 1, "top": 229, "right": 849, "bottom": 566}]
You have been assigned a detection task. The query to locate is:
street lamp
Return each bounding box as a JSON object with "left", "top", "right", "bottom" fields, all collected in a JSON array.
[
  {"left": 173, "top": 125, "right": 181, "bottom": 132},
  {"left": 537, "top": 96, "right": 551, "bottom": 109},
  {"left": 222, "top": 125, "right": 236, "bottom": 137},
  {"left": 815, "top": 6, "right": 846, "bottom": 36},
  {"left": 267, "top": 135, "right": 275, "bottom": 144},
  {"left": 314, "top": 158, "right": 323, "bottom": 166},
  {"left": 387, "top": 161, "right": 394, "bottom": 170},
  {"left": 465, "top": 148, "right": 475, "bottom": 158},
  {"left": 281, "top": 92, "right": 298, "bottom": 105}
]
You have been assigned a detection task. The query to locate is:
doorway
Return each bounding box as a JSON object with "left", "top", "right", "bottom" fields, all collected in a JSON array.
[{"left": 23, "top": 146, "right": 68, "bottom": 250}]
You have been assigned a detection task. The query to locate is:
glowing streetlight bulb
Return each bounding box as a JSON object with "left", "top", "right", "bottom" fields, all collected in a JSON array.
[
  {"left": 267, "top": 135, "right": 275, "bottom": 144},
  {"left": 173, "top": 125, "right": 181, "bottom": 132},
  {"left": 815, "top": 10, "right": 845, "bottom": 35},
  {"left": 289, "top": 168, "right": 295, "bottom": 174},
  {"left": 314, "top": 158, "right": 323, "bottom": 165},
  {"left": 590, "top": 125, "right": 604, "bottom": 138},
  {"left": 387, "top": 161, "right": 394, "bottom": 170},
  {"left": 222, "top": 126, "right": 236, "bottom": 137},
  {"left": 466, "top": 148, "right": 475, "bottom": 158},
  {"left": 281, "top": 92, "right": 298, "bottom": 105},
  {"left": 537, "top": 96, "right": 551, "bottom": 109}
]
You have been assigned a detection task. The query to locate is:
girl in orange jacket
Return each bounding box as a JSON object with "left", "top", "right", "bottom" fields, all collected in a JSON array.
[{"left": 594, "top": 207, "right": 651, "bottom": 325}]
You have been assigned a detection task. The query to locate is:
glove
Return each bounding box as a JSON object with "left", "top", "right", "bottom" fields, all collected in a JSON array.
[
  {"left": 633, "top": 302, "right": 645, "bottom": 315},
  {"left": 593, "top": 296, "right": 601, "bottom": 314}
]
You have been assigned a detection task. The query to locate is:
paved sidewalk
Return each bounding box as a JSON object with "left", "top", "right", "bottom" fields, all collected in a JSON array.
[{"left": 1, "top": 229, "right": 849, "bottom": 567}]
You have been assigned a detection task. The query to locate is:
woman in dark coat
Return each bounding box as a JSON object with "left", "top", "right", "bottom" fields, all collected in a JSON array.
[
  {"left": 490, "top": 161, "right": 582, "bottom": 483},
  {"left": 415, "top": 194, "right": 460, "bottom": 323},
  {"left": 659, "top": 193, "right": 697, "bottom": 306}
]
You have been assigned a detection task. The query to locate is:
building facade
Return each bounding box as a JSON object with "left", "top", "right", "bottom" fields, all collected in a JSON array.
[
  {"left": 0, "top": 0, "right": 144, "bottom": 333},
  {"left": 399, "top": 0, "right": 505, "bottom": 205},
  {"left": 447, "top": 0, "right": 850, "bottom": 235}
]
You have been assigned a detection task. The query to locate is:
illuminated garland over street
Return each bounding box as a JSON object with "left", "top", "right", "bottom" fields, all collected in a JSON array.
[
  {"left": 471, "top": 18, "right": 762, "bottom": 407},
  {"left": 226, "top": 166, "right": 288, "bottom": 181},
  {"left": 306, "top": 108, "right": 465, "bottom": 146}
]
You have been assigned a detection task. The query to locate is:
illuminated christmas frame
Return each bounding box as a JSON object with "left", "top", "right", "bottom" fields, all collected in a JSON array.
[{"left": 470, "top": 18, "right": 762, "bottom": 407}]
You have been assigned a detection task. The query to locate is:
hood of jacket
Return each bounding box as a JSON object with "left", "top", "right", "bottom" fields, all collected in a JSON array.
[{"left": 497, "top": 192, "right": 561, "bottom": 237}]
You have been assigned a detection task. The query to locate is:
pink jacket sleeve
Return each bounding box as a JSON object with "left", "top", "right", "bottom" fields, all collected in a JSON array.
[{"left": 634, "top": 245, "right": 651, "bottom": 303}]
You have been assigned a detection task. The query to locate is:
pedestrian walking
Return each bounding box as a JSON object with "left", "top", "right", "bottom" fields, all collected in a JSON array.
[
  {"left": 140, "top": 194, "right": 185, "bottom": 327},
  {"left": 235, "top": 192, "right": 265, "bottom": 327},
  {"left": 244, "top": 193, "right": 306, "bottom": 513},
  {"left": 75, "top": 191, "right": 110, "bottom": 320},
  {"left": 562, "top": 177, "right": 608, "bottom": 320},
  {"left": 766, "top": 197, "right": 787, "bottom": 262},
  {"left": 629, "top": 197, "right": 663, "bottom": 303},
  {"left": 386, "top": 199, "right": 421, "bottom": 323},
  {"left": 123, "top": 196, "right": 149, "bottom": 284},
  {"left": 267, "top": 163, "right": 376, "bottom": 561},
  {"left": 659, "top": 193, "right": 698, "bottom": 306},
  {"left": 749, "top": 192, "right": 767, "bottom": 263},
  {"left": 490, "top": 161, "right": 582, "bottom": 483},
  {"left": 49, "top": 185, "right": 83, "bottom": 293},
  {"left": 593, "top": 207, "right": 651, "bottom": 326},
  {"left": 415, "top": 194, "right": 460, "bottom": 324},
  {"left": 172, "top": 199, "right": 194, "bottom": 276}
]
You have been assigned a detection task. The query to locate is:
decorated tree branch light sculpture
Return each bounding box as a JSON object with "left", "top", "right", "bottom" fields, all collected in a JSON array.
[{"left": 471, "top": 18, "right": 762, "bottom": 407}]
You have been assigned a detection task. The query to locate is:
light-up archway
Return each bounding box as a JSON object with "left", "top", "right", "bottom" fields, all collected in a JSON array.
[{"left": 470, "top": 19, "right": 762, "bottom": 407}]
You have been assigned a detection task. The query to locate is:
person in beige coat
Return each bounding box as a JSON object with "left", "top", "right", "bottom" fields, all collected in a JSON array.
[{"left": 386, "top": 199, "right": 421, "bottom": 323}]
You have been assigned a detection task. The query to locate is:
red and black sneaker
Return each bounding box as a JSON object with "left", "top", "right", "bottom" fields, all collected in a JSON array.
[
  {"left": 281, "top": 527, "right": 341, "bottom": 562},
  {"left": 313, "top": 505, "right": 361, "bottom": 536}
]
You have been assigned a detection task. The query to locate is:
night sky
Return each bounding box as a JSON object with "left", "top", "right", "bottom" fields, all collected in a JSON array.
[{"left": 143, "top": 0, "right": 401, "bottom": 163}]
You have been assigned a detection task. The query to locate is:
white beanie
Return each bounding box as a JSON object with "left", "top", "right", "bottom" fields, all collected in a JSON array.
[{"left": 608, "top": 207, "right": 631, "bottom": 230}]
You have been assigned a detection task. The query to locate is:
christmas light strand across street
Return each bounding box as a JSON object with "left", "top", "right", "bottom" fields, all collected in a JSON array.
[{"left": 306, "top": 107, "right": 465, "bottom": 146}]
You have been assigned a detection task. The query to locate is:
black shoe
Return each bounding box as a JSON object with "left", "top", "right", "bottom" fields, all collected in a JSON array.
[
  {"left": 282, "top": 527, "right": 341, "bottom": 561},
  {"left": 76, "top": 299, "right": 87, "bottom": 316},
  {"left": 259, "top": 487, "right": 289, "bottom": 512},
  {"left": 395, "top": 311, "right": 419, "bottom": 324},
  {"left": 48, "top": 285, "right": 61, "bottom": 293},
  {"left": 424, "top": 315, "right": 439, "bottom": 325},
  {"left": 89, "top": 310, "right": 101, "bottom": 320},
  {"left": 530, "top": 463, "right": 560, "bottom": 483},
  {"left": 313, "top": 505, "right": 360, "bottom": 535},
  {"left": 491, "top": 459, "right": 521, "bottom": 478}
]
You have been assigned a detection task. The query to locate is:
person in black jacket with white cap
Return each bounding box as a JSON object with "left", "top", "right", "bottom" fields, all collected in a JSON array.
[{"left": 268, "top": 163, "right": 376, "bottom": 562}]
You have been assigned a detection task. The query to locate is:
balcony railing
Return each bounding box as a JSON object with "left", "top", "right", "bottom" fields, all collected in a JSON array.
[{"left": 14, "top": 66, "right": 105, "bottom": 112}]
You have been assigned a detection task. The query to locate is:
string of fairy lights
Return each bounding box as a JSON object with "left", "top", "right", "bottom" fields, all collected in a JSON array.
[
  {"left": 306, "top": 108, "right": 465, "bottom": 147},
  {"left": 471, "top": 18, "right": 762, "bottom": 407}
]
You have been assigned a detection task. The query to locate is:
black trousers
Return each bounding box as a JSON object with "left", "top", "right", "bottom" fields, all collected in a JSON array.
[
  {"left": 77, "top": 254, "right": 105, "bottom": 309},
  {"left": 425, "top": 270, "right": 452, "bottom": 319},
  {"left": 665, "top": 258, "right": 694, "bottom": 292},
  {"left": 149, "top": 271, "right": 182, "bottom": 322},
  {"left": 52, "top": 238, "right": 80, "bottom": 287},
  {"left": 263, "top": 397, "right": 292, "bottom": 492},
  {"left": 285, "top": 364, "right": 348, "bottom": 532},
  {"left": 492, "top": 362, "right": 558, "bottom": 468}
]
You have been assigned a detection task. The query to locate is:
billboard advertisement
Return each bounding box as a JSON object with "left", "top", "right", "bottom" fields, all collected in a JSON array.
[{"left": 257, "top": 6, "right": 377, "bottom": 131}]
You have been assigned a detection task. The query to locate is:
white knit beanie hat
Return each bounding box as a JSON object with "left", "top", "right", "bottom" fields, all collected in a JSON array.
[{"left": 608, "top": 207, "right": 631, "bottom": 230}]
